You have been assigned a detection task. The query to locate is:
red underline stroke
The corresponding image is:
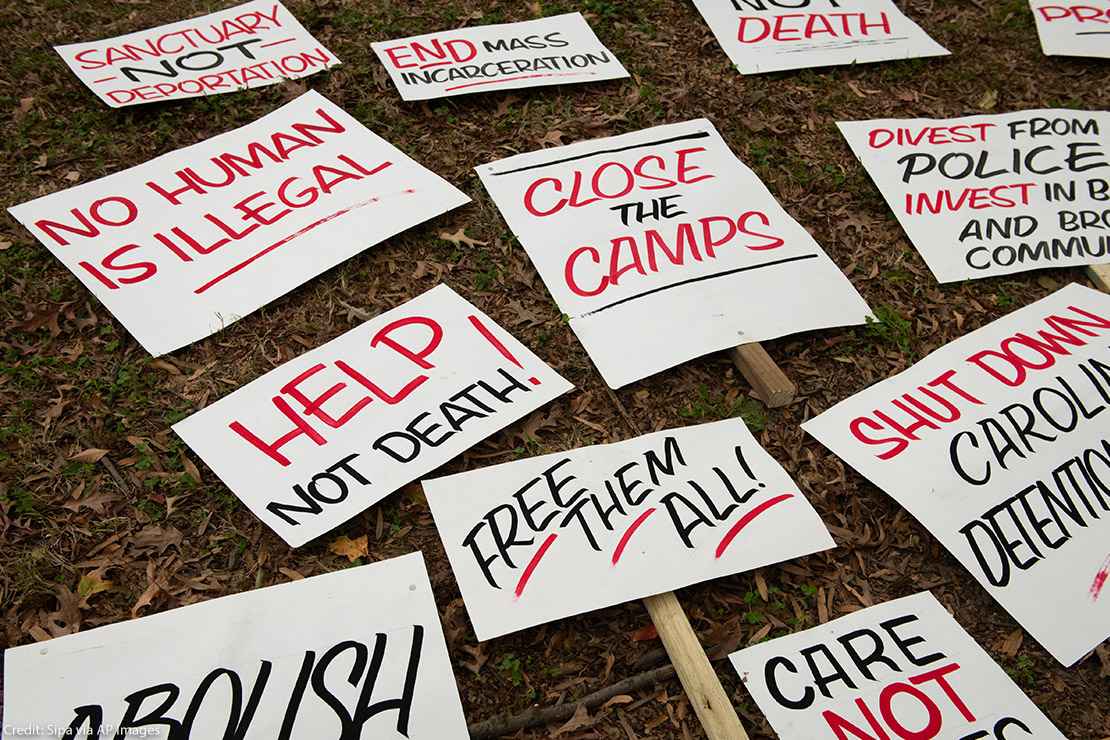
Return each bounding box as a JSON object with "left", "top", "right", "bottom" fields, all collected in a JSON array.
[
  {"left": 259, "top": 37, "right": 297, "bottom": 48},
  {"left": 515, "top": 533, "right": 558, "bottom": 599},
  {"left": 612, "top": 507, "right": 657, "bottom": 565},
  {"left": 715, "top": 494, "right": 795, "bottom": 559}
]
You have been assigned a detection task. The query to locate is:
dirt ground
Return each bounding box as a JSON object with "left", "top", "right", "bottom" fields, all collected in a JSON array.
[{"left": 0, "top": 0, "right": 1108, "bottom": 737}]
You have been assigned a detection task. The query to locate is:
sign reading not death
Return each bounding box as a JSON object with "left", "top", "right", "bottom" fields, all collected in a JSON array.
[
  {"left": 372, "top": 12, "right": 628, "bottom": 100},
  {"left": 840, "top": 109, "right": 1110, "bottom": 282},
  {"left": 691, "top": 0, "right": 948, "bottom": 74},
  {"left": 55, "top": 1, "right": 339, "bottom": 106},
  {"left": 729, "top": 592, "right": 1065, "bottom": 739},
  {"left": 424, "top": 419, "right": 834, "bottom": 640},
  {"left": 174, "top": 285, "right": 573, "bottom": 547},
  {"left": 9, "top": 91, "right": 469, "bottom": 356},
  {"left": 1029, "top": 0, "right": 1110, "bottom": 59},
  {"left": 804, "top": 284, "right": 1110, "bottom": 666},
  {"left": 477, "top": 119, "right": 871, "bottom": 388},
  {"left": 2, "top": 553, "right": 469, "bottom": 739}
]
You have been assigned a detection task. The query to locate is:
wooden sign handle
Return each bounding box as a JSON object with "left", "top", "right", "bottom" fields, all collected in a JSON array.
[
  {"left": 730, "top": 343, "right": 796, "bottom": 408},
  {"left": 1088, "top": 264, "right": 1110, "bottom": 293},
  {"left": 643, "top": 591, "right": 750, "bottom": 740}
]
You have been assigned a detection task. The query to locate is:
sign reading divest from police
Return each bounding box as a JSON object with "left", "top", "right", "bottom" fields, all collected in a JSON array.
[
  {"left": 371, "top": 12, "right": 628, "bottom": 101},
  {"left": 476, "top": 119, "right": 871, "bottom": 388},
  {"left": 729, "top": 592, "right": 1065, "bottom": 739},
  {"left": 9, "top": 91, "right": 469, "bottom": 357},
  {"left": 1030, "top": 0, "right": 1110, "bottom": 59},
  {"left": 690, "top": 0, "right": 948, "bottom": 75},
  {"left": 804, "top": 284, "right": 1110, "bottom": 666},
  {"left": 2, "top": 553, "right": 469, "bottom": 739},
  {"left": 424, "top": 419, "right": 834, "bottom": 640},
  {"left": 55, "top": 1, "right": 338, "bottom": 107},
  {"left": 840, "top": 109, "right": 1110, "bottom": 283},
  {"left": 174, "top": 285, "right": 573, "bottom": 547}
]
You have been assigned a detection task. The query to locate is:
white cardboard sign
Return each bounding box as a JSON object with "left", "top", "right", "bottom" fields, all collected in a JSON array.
[
  {"left": 476, "top": 119, "right": 872, "bottom": 388},
  {"left": 174, "top": 284, "right": 573, "bottom": 548},
  {"left": 424, "top": 418, "right": 835, "bottom": 640},
  {"left": 371, "top": 12, "right": 628, "bottom": 101},
  {"left": 55, "top": 1, "right": 339, "bottom": 107},
  {"left": 691, "top": 0, "right": 948, "bottom": 75},
  {"left": 804, "top": 283, "right": 1110, "bottom": 666},
  {"left": 839, "top": 109, "right": 1110, "bottom": 283},
  {"left": 1030, "top": 0, "right": 1110, "bottom": 59},
  {"left": 9, "top": 91, "right": 469, "bottom": 356},
  {"left": 729, "top": 592, "right": 1065, "bottom": 739},
  {"left": 1, "top": 552, "right": 469, "bottom": 739}
]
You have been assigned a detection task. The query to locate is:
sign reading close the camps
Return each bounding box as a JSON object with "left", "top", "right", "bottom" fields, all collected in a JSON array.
[
  {"left": 423, "top": 419, "right": 835, "bottom": 640},
  {"left": 174, "top": 285, "right": 573, "bottom": 548},
  {"left": 371, "top": 12, "right": 628, "bottom": 101},
  {"left": 690, "top": 0, "right": 949, "bottom": 75},
  {"left": 55, "top": 1, "right": 338, "bottom": 106},
  {"left": 8, "top": 91, "right": 469, "bottom": 356},
  {"left": 1029, "top": 0, "right": 1110, "bottom": 59},
  {"left": 839, "top": 109, "right": 1110, "bottom": 283},
  {"left": 477, "top": 119, "right": 872, "bottom": 388},
  {"left": 803, "top": 283, "right": 1110, "bottom": 666},
  {"left": 729, "top": 592, "right": 1066, "bottom": 739},
  {"left": 1, "top": 553, "right": 469, "bottom": 739}
]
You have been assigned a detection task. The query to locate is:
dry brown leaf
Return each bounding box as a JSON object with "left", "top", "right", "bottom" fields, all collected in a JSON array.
[
  {"left": 69, "top": 448, "right": 108, "bottom": 464},
  {"left": 77, "top": 569, "right": 113, "bottom": 608},
  {"left": 439, "top": 228, "right": 488, "bottom": 248},
  {"left": 279, "top": 567, "right": 306, "bottom": 581},
  {"left": 1000, "top": 628, "right": 1024, "bottom": 657},
  {"left": 329, "top": 535, "right": 368, "bottom": 562},
  {"left": 748, "top": 623, "right": 773, "bottom": 645},
  {"left": 552, "top": 704, "right": 591, "bottom": 737},
  {"left": 538, "top": 129, "right": 565, "bottom": 147}
]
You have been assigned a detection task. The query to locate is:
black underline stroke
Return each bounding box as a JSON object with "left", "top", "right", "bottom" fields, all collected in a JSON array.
[
  {"left": 1076, "top": 31, "right": 1110, "bottom": 36},
  {"left": 580, "top": 253, "right": 820, "bottom": 317},
  {"left": 489, "top": 132, "right": 712, "bottom": 176}
]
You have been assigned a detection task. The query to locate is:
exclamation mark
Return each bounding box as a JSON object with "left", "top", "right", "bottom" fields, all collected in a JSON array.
[
  {"left": 734, "top": 445, "right": 766, "bottom": 491},
  {"left": 467, "top": 315, "right": 541, "bottom": 385}
]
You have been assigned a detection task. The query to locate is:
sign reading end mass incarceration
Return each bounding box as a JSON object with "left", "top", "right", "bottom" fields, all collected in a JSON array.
[
  {"left": 691, "top": 0, "right": 948, "bottom": 75},
  {"left": 174, "top": 285, "right": 573, "bottom": 548},
  {"left": 8, "top": 91, "right": 469, "bottom": 357},
  {"left": 804, "top": 284, "right": 1110, "bottom": 666},
  {"left": 840, "top": 109, "right": 1110, "bottom": 283},
  {"left": 55, "top": 1, "right": 338, "bottom": 107},
  {"left": 371, "top": 13, "right": 628, "bottom": 101},
  {"left": 2, "top": 553, "right": 469, "bottom": 739},
  {"left": 424, "top": 419, "right": 834, "bottom": 640},
  {"left": 729, "top": 592, "right": 1065, "bottom": 739},
  {"left": 1030, "top": 0, "right": 1110, "bottom": 59},
  {"left": 477, "top": 119, "right": 872, "bottom": 388}
]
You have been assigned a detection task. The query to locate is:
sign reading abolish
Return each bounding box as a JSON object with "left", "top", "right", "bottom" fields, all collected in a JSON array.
[
  {"left": 55, "top": 1, "right": 338, "bottom": 107},
  {"left": 804, "top": 284, "right": 1110, "bottom": 666},
  {"left": 1029, "top": 0, "right": 1110, "bottom": 59},
  {"left": 729, "top": 592, "right": 1065, "bottom": 739},
  {"left": 424, "top": 419, "right": 834, "bottom": 640},
  {"left": 371, "top": 12, "right": 628, "bottom": 101},
  {"left": 174, "top": 285, "right": 572, "bottom": 547},
  {"left": 2, "top": 553, "right": 469, "bottom": 739},
  {"left": 9, "top": 91, "right": 469, "bottom": 356},
  {"left": 476, "top": 119, "right": 871, "bottom": 388},
  {"left": 839, "top": 109, "right": 1110, "bottom": 283},
  {"left": 690, "top": 0, "right": 948, "bottom": 75}
]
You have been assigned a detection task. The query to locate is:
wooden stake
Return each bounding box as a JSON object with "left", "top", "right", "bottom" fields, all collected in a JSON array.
[
  {"left": 643, "top": 591, "right": 750, "bottom": 740},
  {"left": 730, "top": 343, "right": 796, "bottom": 408},
  {"left": 1088, "top": 264, "right": 1110, "bottom": 293}
]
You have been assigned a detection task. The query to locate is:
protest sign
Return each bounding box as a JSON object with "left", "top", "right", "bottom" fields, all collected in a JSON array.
[
  {"left": 9, "top": 91, "right": 469, "bottom": 357},
  {"left": 174, "top": 284, "right": 573, "bottom": 547},
  {"left": 804, "top": 283, "right": 1110, "bottom": 666},
  {"left": 371, "top": 12, "right": 628, "bottom": 101},
  {"left": 1029, "top": 1, "right": 1110, "bottom": 59},
  {"left": 1, "top": 552, "right": 469, "bottom": 739},
  {"left": 424, "top": 418, "right": 834, "bottom": 640},
  {"left": 729, "top": 592, "right": 1066, "bottom": 739},
  {"left": 476, "top": 119, "right": 872, "bottom": 388},
  {"left": 690, "top": 0, "right": 948, "bottom": 75},
  {"left": 839, "top": 109, "right": 1110, "bottom": 283},
  {"left": 55, "top": 1, "right": 338, "bottom": 107}
]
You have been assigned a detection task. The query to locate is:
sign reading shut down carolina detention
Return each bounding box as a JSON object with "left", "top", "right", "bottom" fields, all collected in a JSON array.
[
  {"left": 804, "top": 284, "right": 1110, "bottom": 666},
  {"left": 174, "top": 285, "right": 573, "bottom": 547}
]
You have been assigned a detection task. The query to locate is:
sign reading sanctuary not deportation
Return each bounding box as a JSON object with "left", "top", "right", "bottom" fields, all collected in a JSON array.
[
  {"left": 804, "top": 283, "right": 1110, "bottom": 666},
  {"left": 840, "top": 109, "right": 1110, "bottom": 282}
]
